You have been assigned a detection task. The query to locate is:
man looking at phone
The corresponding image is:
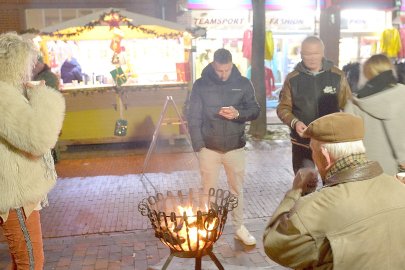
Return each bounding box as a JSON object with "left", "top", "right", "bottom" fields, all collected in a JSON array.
[{"left": 188, "top": 48, "right": 260, "bottom": 245}]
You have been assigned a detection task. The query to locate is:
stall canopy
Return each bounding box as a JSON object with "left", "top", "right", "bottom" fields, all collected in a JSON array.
[{"left": 40, "top": 8, "right": 188, "bottom": 40}]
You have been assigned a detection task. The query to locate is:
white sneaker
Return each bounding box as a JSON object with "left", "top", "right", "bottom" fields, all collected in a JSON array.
[{"left": 234, "top": 225, "right": 256, "bottom": 245}]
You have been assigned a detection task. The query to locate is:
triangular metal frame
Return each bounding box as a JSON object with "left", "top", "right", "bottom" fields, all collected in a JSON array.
[{"left": 140, "top": 95, "right": 197, "bottom": 194}]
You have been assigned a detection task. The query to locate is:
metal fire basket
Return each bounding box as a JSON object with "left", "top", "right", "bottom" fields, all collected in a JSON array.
[{"left": 138, "top": 188, "right": 238, "bottom": 270}]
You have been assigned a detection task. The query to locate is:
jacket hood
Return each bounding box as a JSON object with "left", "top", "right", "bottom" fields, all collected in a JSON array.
[
  {"left": 351, "top": 84, "right": 405, "bottom": 120},
  {"left": 295, "top": 58, "right": 334, "bottom": 75},
  {"left": 356, "top": 70, "right": 397, "bottom": 98},
  {"left": 201, "top": 63, "right": 242, "bottom": 85}
]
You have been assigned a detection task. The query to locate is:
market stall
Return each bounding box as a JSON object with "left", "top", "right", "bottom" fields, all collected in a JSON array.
[{"left": 39, "top": 8, "right": 192, "bottom": 146}]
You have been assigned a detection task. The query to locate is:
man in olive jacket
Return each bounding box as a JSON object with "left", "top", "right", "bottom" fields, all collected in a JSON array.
[
  {"left": 263, "top": 112, "right": 405, "bottom": 269},
  {"left": 188, "top": 48, "right": 260, "bottom": 245}
]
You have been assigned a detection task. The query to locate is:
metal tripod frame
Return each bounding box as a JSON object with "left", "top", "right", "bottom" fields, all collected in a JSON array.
[{"left": 140, "top": 95, "right": 197, "bottom": 193}]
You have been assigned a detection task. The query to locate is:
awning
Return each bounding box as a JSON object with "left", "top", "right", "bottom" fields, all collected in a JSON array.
[{"left": 40, "top": 8, "right": 188, "bottom": 40}]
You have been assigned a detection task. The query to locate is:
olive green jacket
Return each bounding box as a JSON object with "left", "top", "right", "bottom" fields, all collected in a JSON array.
[
  {"left": 263, "top": 162, "right": 405, "bottom": 269},
  {"left": 34, "top": 65, "right": 60, "bottom": 91}
]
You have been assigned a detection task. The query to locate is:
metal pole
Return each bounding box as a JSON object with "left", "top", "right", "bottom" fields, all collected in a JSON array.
[{"left": 162, "top": 253, "right": 174, "bottom": 270}]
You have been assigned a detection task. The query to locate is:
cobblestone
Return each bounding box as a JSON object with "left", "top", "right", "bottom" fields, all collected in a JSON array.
[{"left": 0, "top": 134, "right": 292, "bottom": 269}]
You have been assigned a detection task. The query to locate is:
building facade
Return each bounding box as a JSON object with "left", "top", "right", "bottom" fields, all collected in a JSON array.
[{"left": 0, "top": 0, "right": 179, "bottom": 33}]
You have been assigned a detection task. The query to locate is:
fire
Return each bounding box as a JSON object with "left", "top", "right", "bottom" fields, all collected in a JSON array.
[{"left": 164, "top": 204, "right": 219, "bottom": 251}]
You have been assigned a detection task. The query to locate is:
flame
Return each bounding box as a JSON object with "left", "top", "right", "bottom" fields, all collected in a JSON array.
[{"left": 165, "top": 204, "right": 218, "bottom": 251}]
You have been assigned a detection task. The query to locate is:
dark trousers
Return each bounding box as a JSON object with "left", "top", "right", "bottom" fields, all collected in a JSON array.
[{"left": 292, "top": 143, "right": 315, "bottom": 175}]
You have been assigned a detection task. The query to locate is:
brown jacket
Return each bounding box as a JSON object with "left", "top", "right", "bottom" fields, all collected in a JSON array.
[
  {"left": 277, "top": 59, "right": 352, "bottom": 146},
  {"left": 263, "top": 162, "right": 405, "bottom": 269}
]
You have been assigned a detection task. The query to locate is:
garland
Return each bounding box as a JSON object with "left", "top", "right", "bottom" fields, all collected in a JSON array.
[{"left": 40, "top": 9, "right": 183, "bottom": 39}]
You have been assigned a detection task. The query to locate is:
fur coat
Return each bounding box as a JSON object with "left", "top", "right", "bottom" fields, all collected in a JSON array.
[{"left": 0, "top": 81, "right": 65, "bottom": 221}]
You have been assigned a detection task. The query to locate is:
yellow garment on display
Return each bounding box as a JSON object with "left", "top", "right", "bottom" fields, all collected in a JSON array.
[
  {"left": 380, "top": 28, "right": 402, "bottom": 58},
  {"left": 265, "top": 31, "right": 274, "bottom": 61}
]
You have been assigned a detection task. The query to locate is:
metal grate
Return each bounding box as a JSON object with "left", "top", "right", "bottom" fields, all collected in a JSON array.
[{"left": 138, "top": 188, "right": 238, "bottom": 270}]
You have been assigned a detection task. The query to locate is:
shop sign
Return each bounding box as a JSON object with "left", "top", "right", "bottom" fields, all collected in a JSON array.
[
  {"left": 266, "top": 11, "right": 315, "bottom": 31},
  {"left": 340, "top": 10, "right": 386, "bottom": 32},
  {"left": 335, "top": 0, "right": 395, "bottom": 10},
  {"left": 187, "top": 0, "right": 324, "bottom": 10},
  {"left": 191, "top": 10, "right": 250, "bottom": 29}
]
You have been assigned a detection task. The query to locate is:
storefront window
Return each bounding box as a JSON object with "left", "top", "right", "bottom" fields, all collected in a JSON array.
[
  {"left": 270, "top": 34, "right": 307, "bottom": 84},
  {"left": 266, "top": 10, "right": 315, "bottom": 84},
  {"left": 339, "top": 9, "right": 388, "bottom": 67},
  {"left": 191, "top": 10, "right": 249, "bottom": 80},
  {"left": 191, "top": 8, "right": 316, "bottom": 84}
]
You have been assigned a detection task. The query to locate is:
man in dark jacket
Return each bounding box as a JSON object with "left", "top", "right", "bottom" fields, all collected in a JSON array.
[
  {"left": 188, "top": 48, "right": 260, "bottom": 245},
  {"left": 277, "top": 36, "right": 352, "bottom": 175},
  {"left": 33, "top": 55, "right": 59, "bottom": 90}
]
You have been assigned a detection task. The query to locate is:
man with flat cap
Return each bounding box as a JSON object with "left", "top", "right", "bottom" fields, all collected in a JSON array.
[{"left": 263, "top": 112, "right": 405, "bottom": 269}]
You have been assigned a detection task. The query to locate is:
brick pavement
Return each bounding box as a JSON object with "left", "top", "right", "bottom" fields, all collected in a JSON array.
[{"left": 0, "top": 137, "right": 294, "bottom": 270}]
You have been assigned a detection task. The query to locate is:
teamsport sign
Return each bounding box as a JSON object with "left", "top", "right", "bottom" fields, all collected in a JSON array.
[{"left": 191, "top": 10, "right": 250, "bottom": 29}]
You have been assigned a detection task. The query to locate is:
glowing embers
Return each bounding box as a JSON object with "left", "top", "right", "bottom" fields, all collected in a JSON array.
[
  {"left": 161, "top": 204, "right": 219, "bottom": 252},
  {"left": 138, "top": 188, "right": 237, "bottom": 270}
]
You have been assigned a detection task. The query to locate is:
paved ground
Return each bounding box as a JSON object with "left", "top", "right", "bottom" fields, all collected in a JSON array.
[{"left": 0, "top": 110, "right": 295, "bottom": 269}]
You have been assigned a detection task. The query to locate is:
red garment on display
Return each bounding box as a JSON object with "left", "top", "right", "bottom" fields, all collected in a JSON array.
[
  {"left": 265, "top": 67, "right": 276, "bottom": 97},
  {"left": 399, "top": 29, "right": 405, "bottom": 59},
  {"left": 176, "top": 63, "right": 191, "bottom": 82},
  {"left": 242, "top": 29, "right": 253, "bottom": 60}
]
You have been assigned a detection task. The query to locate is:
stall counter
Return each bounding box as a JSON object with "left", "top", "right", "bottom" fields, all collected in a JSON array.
[{"left": 59, "top": 82, "right": 190, "bottom": 146}]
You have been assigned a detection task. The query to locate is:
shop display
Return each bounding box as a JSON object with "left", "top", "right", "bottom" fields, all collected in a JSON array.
[
  {"left": 39, "top": 9, "right": 189, "bottom": 87},
  {"left": 35, "top": 8, "right": 192, "bottom": 145}
]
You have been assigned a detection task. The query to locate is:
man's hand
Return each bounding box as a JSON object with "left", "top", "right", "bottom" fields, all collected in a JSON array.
[
  {"left": 25, "top": 80, "right": 45, "bottom": 89},
  {"left": 218, "top": 106, "right": 239, "bottom": 120},
  {"left": 295, "top": 121, "right": 307, "bottom": 137},
  {"left": 292, "top": 167, "right": 318, "bottom": 195},
  {"left": 397, "top": 172, "right": 405, "bottom": 184},
  {"left": 399, "top": 162, "right": 405, "bottom": 172}
]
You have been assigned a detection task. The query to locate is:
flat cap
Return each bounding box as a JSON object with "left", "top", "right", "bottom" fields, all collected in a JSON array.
[{"left": 302, "top": 112, "right": 364, "bottom": 142}]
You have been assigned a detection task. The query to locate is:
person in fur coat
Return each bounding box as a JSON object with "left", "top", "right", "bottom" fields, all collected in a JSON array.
[
  {"left": 344, "top": 54, "right": 405, "bottom": 175},
  {"left": 0, "top": 32, "right": 65, "bottom": 269}
]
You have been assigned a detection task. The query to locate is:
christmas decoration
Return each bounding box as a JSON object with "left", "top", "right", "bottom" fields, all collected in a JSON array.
[
  {"left": 114, "top": 119, "right": 128, "bottom": 136},
  {"left": 40, "top": 9, "right": 183, "bottom": 39},
  {"left": 110, "top": 67, "right": 127, "bottom": 86},
  {"left": 110, "top": 28, "right": 124, "bottom": 53}
]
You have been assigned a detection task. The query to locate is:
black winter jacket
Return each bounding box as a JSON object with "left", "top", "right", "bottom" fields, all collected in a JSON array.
[{"left": 188, "top": 63, "right": 260, "bottom": 152}]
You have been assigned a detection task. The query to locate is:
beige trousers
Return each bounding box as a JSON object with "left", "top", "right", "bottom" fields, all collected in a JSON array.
[{"left": 198, "top": 147, "right": 245, "bottom": 229}]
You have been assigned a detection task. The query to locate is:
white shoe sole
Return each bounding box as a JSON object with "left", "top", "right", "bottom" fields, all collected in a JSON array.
[{"left": 234, "top": 235, "right": 257, "bottom": 246}]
